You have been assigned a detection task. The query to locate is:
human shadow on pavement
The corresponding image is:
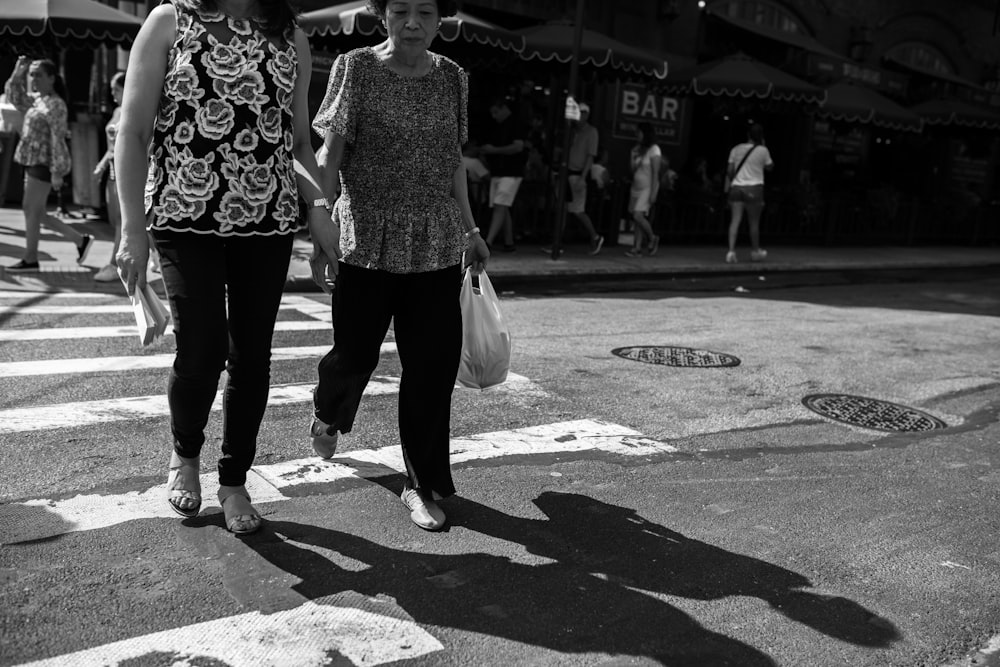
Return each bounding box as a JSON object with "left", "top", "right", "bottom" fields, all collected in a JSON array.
[
  {"left": 249, "top": 492, "right": 897, "bottom": 664},
  {"left": 456, "top": 492, "right": 901, "bottom": 649},
  {"left": 254, "top": 520, "right": 776, "bottom": 665}
]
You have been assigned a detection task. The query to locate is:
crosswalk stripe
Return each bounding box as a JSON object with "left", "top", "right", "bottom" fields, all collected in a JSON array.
[
  {"left": 0, "top": 302, "right": 323, "bottom": 315},
  {"left": 0, "top": 320, "right": 332, "bottom": 341},
  {"left": 1, "top": 419, "right": 674, "bottom": 545},
  {"left": 13, "top": 595, "right": 443, "bottom": 667},
  {"left": 0, "top": 372, "right": 538, "bottom": 434},
  {"left": 0, "top": 343, "right": 391, "bottom": 378}
]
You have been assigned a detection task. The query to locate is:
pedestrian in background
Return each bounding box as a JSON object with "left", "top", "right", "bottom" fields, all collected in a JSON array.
[
  {"left": 309, "top": 0, "right": 488, "bottom": 532},
  {"left": 3, "top": 56, "right": 92, "bottom": 272},
  {"left": 625, "top": 121, "right": 661, "bottom": 257},
  {"left": 114, "top": 0, "right": 337, "bottom": 535},
  {"left": 547, "top": 101, "right": 603, "bottom": 255},
  {"left": 481, "top": 96, "right": 526, "bottom": 253},
  {"left": 725, "top": 122, "right": 773, "bottom": 263},
  {"left": 92, "top": 72, "right": 125, "bottom": 283}
]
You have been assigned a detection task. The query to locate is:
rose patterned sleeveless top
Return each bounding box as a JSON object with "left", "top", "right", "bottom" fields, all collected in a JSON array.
[{"left": 144, "top": 3, "right": 300, "bottom": 236}]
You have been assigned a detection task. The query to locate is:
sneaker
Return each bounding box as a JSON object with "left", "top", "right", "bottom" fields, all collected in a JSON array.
[
  {"left": 725, "top": 251, "right": 737, "bottom": 264},
  {"left": 751, "top": 248, "right": 768, "bottom": 262},
  {"left": 76, "top": 235, "right": 93, "bottom": 264},
  {"left": 94, "top": 264, "right": 118, "bottom": 282},
  {"left": 624, "top": 248, "right": 642, "bottom": 258},
  {"left": 648, "top": 235, "right": 660, "bottom": 256},
  {"left": 7, "top": 260, "right": 39, "bottom": 272},
  {"left": 309, "top": 417, "right": 339, "bottom": 459},
  {"left": 401, "top": 485, "right": 446, "bottom": 531},
  {"left": 589, "top": 235, "right": 604, "bottom": 255}
]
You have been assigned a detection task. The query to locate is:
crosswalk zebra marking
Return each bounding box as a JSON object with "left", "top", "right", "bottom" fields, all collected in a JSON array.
[
  {"left": 1, "top": 419, "right": 674, "bottom": 545},
  {"left": 0, "top": 319, "right": 332, "bottom": 341},
  {"left": 0, "top": 344, "right": 391, "bottom": 378},
  {"left": 13, "top": 595, "right": 443, "bottom": 667},
  {"left": 0, "top": 373, "right": 540, "bottom": 434}
]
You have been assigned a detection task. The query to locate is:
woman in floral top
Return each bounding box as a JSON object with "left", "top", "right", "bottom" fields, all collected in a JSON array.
[
  {"left": 115, "top": 0, "right": 340, "bottom": 535},
  {"left": 3, "top": 56, "right": 93, "bottom": 271},
  {"left": 309, "top": 0, "right": 489, "bottom": 531}
]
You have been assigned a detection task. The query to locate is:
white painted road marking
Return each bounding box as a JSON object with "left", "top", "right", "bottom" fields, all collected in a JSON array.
[
  {"left": 0, "top": 319, "right": 332, "bottom": 341},
  {"left": 0, "top": 373, "right": 539, "bottom": 434},
  {"left": 0, "top": 343, "right": 394, "bottom": 378},
  {"left": 0, "top": 295, "right": 330, "bottom": 316},
  {"left": 1, "top": 419, "right": 674, "bottom": 544},
  {"left": 13, "top": 595, "right": 443, "bottom": 667}
]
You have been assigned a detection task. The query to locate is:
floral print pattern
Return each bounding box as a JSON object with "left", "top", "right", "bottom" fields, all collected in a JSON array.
[
  {"left": 145, "top": 4, "right": 299, "bottom": 236},
  {"left": 3, "top": 71, "right": 71, "bottom": 178}
]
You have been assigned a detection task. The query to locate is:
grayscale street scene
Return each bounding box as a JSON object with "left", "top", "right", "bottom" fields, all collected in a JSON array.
[{"left": 2, "top": 0, "right": 1000, "bottom": 666}]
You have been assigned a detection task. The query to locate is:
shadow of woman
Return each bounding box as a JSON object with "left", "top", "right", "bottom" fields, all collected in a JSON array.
[
  {"left": 252, "top": 517, "right": 777, "bottom": 666},
  {"left": 450, "top": 491, "right": 901, "bottom": 649}
]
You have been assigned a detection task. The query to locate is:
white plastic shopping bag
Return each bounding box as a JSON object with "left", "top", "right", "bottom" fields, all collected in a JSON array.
[{"left": 457, "top": 268, "right": 511, "bottom": 390}]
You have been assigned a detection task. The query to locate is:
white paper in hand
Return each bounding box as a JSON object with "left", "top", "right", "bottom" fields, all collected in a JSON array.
[{"left": 127, "top": 284, "right": 171, "bottom": 346}]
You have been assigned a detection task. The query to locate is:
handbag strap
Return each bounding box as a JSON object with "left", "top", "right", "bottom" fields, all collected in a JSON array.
[{"left": 731, "top": 144, "right": 758, "bottom": 182}]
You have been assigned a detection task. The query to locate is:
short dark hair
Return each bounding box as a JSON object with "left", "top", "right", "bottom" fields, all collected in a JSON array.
[
  {"left": 170, "top": 0, "right": 298, "bottom": 37},
  {"left": 366, "top": 0, "right": 460, "bottom": 19},
  {"left": 748, "top": 123, "right": 765, "bottom": 144}
]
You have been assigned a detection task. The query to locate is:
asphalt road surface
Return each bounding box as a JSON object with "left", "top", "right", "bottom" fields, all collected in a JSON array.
[{"left": 1, "top": 266, "right": 998, "bottom": 667}]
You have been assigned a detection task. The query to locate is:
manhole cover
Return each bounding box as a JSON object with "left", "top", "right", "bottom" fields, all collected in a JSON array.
[
  {"left": 611, "top": 346, "right": 741, "bottom": 368},
  {"left": 802, "top": 394, "right": 947, "bottom": 432}
]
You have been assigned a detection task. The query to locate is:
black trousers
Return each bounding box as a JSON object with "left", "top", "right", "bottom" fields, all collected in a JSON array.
[
  {"left": 315, "top": 262, "right": 463, "bottom": 498},
  {"left": 153, "top": 230, "right": 293, "bottom": 487}
]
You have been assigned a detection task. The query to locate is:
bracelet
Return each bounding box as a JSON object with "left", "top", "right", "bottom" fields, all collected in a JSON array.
[{"left": 464, "top": 226, "right": 480, "bottom": 239}]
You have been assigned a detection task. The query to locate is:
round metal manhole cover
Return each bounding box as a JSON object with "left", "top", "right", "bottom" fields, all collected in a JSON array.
[
  {"left": 611, "top": 346, "right": 741, "bottom": 368},
  {"left": 802, "top": 394, "right": 947, "bottom": 432}
]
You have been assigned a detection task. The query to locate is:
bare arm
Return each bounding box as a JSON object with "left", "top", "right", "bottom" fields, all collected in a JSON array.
[
  {"left": 292, "top": 29, "right": 342, "bottom": 293},
  {"left": 114, "top": 3, "right": 175, "bottom": 294},
  {"left": 452, "top": 148, "right": 489, "bottom": 274}
]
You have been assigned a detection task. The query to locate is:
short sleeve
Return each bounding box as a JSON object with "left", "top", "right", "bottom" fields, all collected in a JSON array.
[
  {"left": 457, "top": 66, "right": 469, "bottom": 147},
  {"left": 764, "top": 147, "right": 774, "bottom": 166},
  {"left": 651, "top": 144, "right": 662, "bottom": 159},
  {"left": 312, "top": 53, "right": 356, "bottom": 143}
]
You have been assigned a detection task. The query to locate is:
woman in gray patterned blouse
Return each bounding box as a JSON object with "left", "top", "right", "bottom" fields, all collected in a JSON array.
[
  {"left": 309, "top": 0, "right": 489, "bottom": 531},
  {"left": 115, "top": 0, "right": 340, "bottom": 535}
]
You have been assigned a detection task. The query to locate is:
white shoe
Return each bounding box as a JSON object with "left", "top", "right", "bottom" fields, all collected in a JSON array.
[
  {"left": 725, "top": 251, "right": 737, "bottom": 264},
  {"left": 94, "top": 264, "right": 118, "bottom": 282},
  {"left": 401, "top": 485, "right": 446, "bottom": 531},
  {"left": 309, "top": 417, "right": 339, "bottom": 459},
  {"left": 751, "top": 248, "right": 768, "bottom": 262}
]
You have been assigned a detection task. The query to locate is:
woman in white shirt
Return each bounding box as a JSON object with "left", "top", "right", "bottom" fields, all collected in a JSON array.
[
  {"left": 725, "top": 123, "right": 773, "bottom": 263},
  {"left": 625, "top": 122, "right": 661, "bottom": 257}
]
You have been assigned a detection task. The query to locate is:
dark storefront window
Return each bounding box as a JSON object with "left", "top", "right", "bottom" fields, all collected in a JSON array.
[{"left": 713, "top": 0, "right": 806, "bottom": 34}]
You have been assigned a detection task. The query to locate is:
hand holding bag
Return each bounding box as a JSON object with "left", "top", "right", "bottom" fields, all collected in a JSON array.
[{"left": 457, "top": 268, "right": 511, "bottom": 390}]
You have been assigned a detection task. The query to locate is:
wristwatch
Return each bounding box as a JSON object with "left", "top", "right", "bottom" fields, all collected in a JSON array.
[{"left": 310, "top": 197, "right": 331, "bottom": 212}]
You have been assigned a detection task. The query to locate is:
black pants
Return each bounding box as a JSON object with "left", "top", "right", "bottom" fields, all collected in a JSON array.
[
  {"left": 153, "top": 230, "right": 293, "bottom": 487},
  {"left": 315, "top": 262, "right": 463, "bottom": 498}
]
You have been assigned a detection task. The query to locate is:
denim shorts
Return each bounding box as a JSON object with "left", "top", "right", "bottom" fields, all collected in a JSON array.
[
  {"left": 24, "top": 165, "right": 51, "bottom": 183},
  {"left": 727, "top": 184, "right": 765, "bottom": 205}
]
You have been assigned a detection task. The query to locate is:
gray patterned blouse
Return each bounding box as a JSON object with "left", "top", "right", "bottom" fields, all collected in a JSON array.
[{"left": 312, "top": 47, "right": 469, "bottom": 273}]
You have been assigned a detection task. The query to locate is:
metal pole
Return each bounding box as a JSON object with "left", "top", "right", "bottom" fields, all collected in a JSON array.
[{"left": 550, "top": 0, "right": 585, "bottom": 261}]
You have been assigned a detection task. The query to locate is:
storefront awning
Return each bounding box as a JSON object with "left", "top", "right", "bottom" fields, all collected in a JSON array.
[
  {"left": 708, "top": 10, "right": 847, "bottom": 61},
  {"left": 882, "top": 53, "right": 985, "bottom": 91},
  {"left": 664, "top": 52, "right": 826, "bottom": 104},
  {"left": 516, "top": 22, "right": 670, "bottom": 80},
  {"left": 910, "top": 98, "right": 1000, "bottom": 130},
  {"left": 817, "top": 82, "right": 923, "bottom": 132},
  {"left": 0, "top": 0, "right": 143, "bottom": 51},
  {"left": 299, "top": 1, "right": 525, "bottom": 53}
]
